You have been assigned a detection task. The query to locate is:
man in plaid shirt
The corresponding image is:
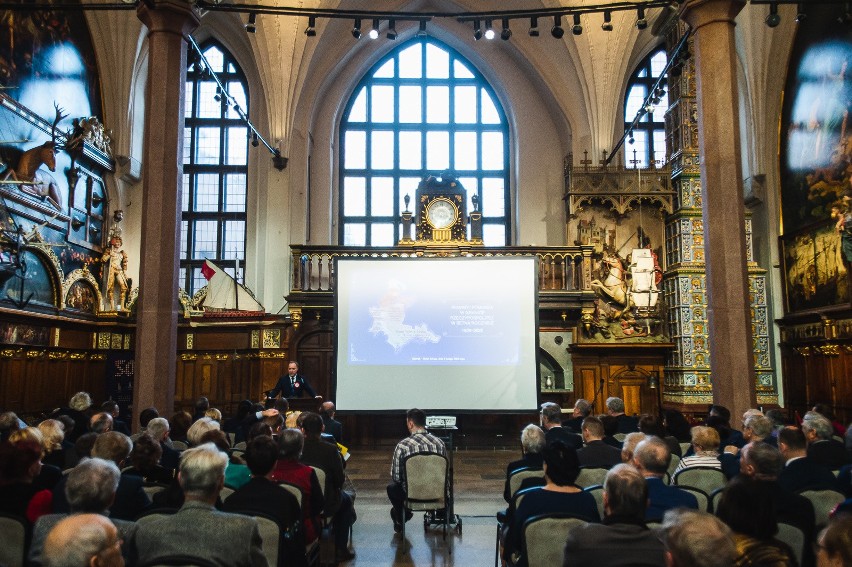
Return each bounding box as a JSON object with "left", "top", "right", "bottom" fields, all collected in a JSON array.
[{"left": 387, "top": 408, "right": 447, "bottom": 532}]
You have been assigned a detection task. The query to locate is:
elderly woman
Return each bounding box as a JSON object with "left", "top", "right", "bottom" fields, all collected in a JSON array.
[
  {"left": 60, "top": 391, "right": 93, "bottom": 443},
  {"left": 124, "top": 433, "right": 174, "bottom": 485},
  {"left": 502, "top": 442, "right": 600, "bottom": 567},
  {"left": 674, "top": 425, "right": 721, "bottom": 472},
  {"left": 0, "top": 440, "right": 53, "bottom": 525},
  {"left": 270, "top": 428, "right": 325, "bottom": 545},
  {"left": 37, "top": 419, "right": 69, "bottom": 470},
  {"left": 186, "top": 416, "right": 220, "bottom": 447},
  {"left": 9, "top": 427, "right": 61, "bottom": 491}
]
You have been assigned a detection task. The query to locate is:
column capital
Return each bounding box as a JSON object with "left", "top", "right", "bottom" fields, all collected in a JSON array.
[
  {"left": 679, "top": 0, "right": 746, "bottom": 30},
  {"left": 137, "top": 0, "right": 200, "bottom": 37}
]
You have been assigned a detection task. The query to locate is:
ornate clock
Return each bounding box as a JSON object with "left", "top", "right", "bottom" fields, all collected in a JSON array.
[{"left": 412, "top": 175, "right": 468, "bottom": 243}]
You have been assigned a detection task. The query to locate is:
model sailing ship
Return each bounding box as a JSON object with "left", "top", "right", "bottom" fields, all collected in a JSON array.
[{"left": 199, "top": 259, "right": 265, "bottom": 317}]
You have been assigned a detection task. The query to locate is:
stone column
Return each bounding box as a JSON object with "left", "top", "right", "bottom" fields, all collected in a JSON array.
[
  {"left": 680, "top": 0, "right": 757, "bottom": 419},
  {"left": 132, "top": 0, "right": 199, "bottom": 429}
]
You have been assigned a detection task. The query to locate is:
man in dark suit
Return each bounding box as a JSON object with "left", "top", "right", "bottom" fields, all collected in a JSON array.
[
  {"left": 577, "top": 416, "right": 622, "bottom": 469},
  {"left": 563, "top": 464, "right": 666, "bottom": 566},
  {"left": 540, "top": 402, "right": 582, "bottom": 449},
  {"left": 503, "top": 424, "right": 546, "bottom": 502},
  {"left": 299, "top": 412, "right": 356, "bottom": 562},
  {"left": 632, "top": 437, "right": 697, "bottom": 521},
  {"left": 606, "top": 397, "right": 639, "bottom": 434},
  {"left": 146, "top": 417, "right": 181, "bottom": 471},
  {"left": 778, "top": 426, "right": 837, "bottom": 492},
  {"left": 101, "top": 401, "right": 131, "bottom": 436},
  {"left": 268, "top": 361, "right": 318, "bottom": 399},
  {"left": 132, "top": 443, "right": 267, "bottom": 567},
  {"left": 802, "top": 411, "right": 849, "bottom": 469},
  {"left": 52, "top": 431, "right": 151, "bottom": 521},
  {"left": 563, "top": 398, "right": 592, "bottom": 433},
  {"left": 320, "top": 401, "right": 343, "bottom": 443},
  {"left": 223, "top": 435, "right": 305, "bottom": 567}
]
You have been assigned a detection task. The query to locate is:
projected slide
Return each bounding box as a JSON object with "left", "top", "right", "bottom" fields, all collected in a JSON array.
[{"left": 335, "top": 257, "right": 540, "bottom": 412}]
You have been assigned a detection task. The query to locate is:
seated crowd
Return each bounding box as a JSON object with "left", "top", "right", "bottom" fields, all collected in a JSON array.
[{"left": 0, "top": 392, "right": 354, "bottom": 566}]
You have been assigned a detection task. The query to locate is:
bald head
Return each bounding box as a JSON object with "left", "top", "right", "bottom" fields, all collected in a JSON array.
[
  {"left": 43, "top": 514, "right": 123, "bottom": 567},
  {"left": 633, "top": 436, "right": 671, "bottom": 477}
]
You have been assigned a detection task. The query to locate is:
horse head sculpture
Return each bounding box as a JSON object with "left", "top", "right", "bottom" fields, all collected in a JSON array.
[{"left": 5, "top": 103, "right": 67, "bottom": 210}]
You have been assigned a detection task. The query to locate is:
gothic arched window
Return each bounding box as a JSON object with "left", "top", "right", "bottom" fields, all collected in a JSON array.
[
  {"left": 624, "top": 46, "right": 668, "bottom": 168},
  {"left": 180, "top": 41, "right": 249, "bottom": 295},
  {"left": 340, "top": 38, "right": 510, "bottom": 246}
]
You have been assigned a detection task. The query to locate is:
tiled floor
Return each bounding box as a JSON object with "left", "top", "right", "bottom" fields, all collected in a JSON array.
[{"left": 335, "top": 448, "right": 516, "bottom": 566}]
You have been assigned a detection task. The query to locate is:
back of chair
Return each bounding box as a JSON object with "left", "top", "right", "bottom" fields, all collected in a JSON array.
[
  {"left": 171, "top": 441, "right": 188, "bottom": 451},
  {"left": 667, "top": 455, "right": 681, "bottom": 479},
  {"left": 136, "top": 555, "right": 218, "bottom": 567},
  {"left": 574, "top": 467, "right": 608, "bottom": 488},
  {"left": 508, "top": 467, "right": 544, "bottom": 498},
  {"left": 0, "top": 513, "right": 26, "bottom": 567},
  {"left": 403, "top": 453, "right": 447, "bottom": 511},
  {"left": 708, "top": 487, "right": 724, "bottom": 514},
  {"left": 523, "top": 514, "right": 588, "bottom": 567},
  {"left": 310, "top": 466, "right": 327, "bottom": 500},
  {"left": 220, "top": 486, "right": 235, "bottom": 502},
  {"left": 677, "top": 486, "right": 710, "bottom": 513},
  {"left": 798, "top": 489, "right": 846, "bottom": 529},
  {"left": 253, "top": 514, "right": 281, "bottom": 567},
  {"left": 777, "top": 523, "right": 805, "bottom": 566},
  {"left": 672, "top": 466, "right": 727, "bottom": 495},
  {"left": 143, "top": 483, "right": 169, "bottom": 499},
  {"left": 279, "top": 482, "right": 304, "bottom": 508},
  {"left": 583, "top": 484, "right": 605, "bottom": 520}
]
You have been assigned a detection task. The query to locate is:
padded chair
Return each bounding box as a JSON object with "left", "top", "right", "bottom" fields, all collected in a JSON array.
[
  {"left": 171, "top": 440, "right": 188, "bottom": 451},
  {"left": 574, "top": 467, "right": 608, "bottom": 488},
  {"left": 613, "top": 433, "right": 627, "bottom": 442},
  {"left": 310, "top": 466, "right": 327, "bottom": 500},
  {"left": 508, "top": 467, "right": 544, "bottom": 499},
  {"left": 401, "top": 452, "right": 449, "bottom": 553},
  {"left": 275, "top": 482, "right": 318, "bottom": 565},
  {"left": 495, "top": 486, "right": 541, "bottom": 567},
  {"left": 0, "top": 513, "right": 26, "bottom": 567},
  {"left": 679, "top": 442, "right": 691, "bottom": 456},
  {"left": 252, "top": 514, "right": 282, "bottom": 567},
  {"left": 708, "top": 487, "right": 724, "bottom": 514},
  {"left": 142, "top": 482, "right": 169, "bottom": 500},
  {"left": 677, "top": 486, "right": 710, "bottom": 513},
  {"left": 137, "top": 555, "right": 218, "bottom": 567},
  {"left": 233, "top": 441, "right": 247, "bottom": 451},
  {"left": 583, "top": 484, "right": 605, "bottom": 520},
  {"left": 798, "top": 488, "right": 845, "bottom": 529},
  {"left": 220, "top": 486, "right": 235, "bottom": 502},
  {"left": 666, "top": 455, "right": 681, "bottom": 480},
  {"left": 672, "top": 466, "right": 727, "bottom": 495},
  {"left": 278, "top": 482, "right": 304, "bottom": 508},
  {"left": 777, "top": 522, "right": 805, "bottom": 567},
  {"left": 522, "top": 514, "right": 588, "bottom": 567}
]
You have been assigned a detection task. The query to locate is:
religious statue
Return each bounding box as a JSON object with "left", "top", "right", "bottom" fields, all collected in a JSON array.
[
  {"left": 101, "top": 217, "right": 129, "bottom": 311},
  {"left": 833, "top": 190, "right": 852, "bottom": 265}
]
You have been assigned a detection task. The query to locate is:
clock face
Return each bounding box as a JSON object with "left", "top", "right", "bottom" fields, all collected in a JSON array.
[{"left": 426, "top": 199, "right": 457, "bottom": 229}]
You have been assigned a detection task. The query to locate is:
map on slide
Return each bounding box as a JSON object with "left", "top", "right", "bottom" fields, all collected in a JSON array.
[{"left": 368, "top": 290, "right": 440, "bottom": 351}]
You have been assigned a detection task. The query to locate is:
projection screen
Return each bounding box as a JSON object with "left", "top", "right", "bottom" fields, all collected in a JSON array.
[{"left": 335, "top": 256, "right": 539, "bottom": 412}]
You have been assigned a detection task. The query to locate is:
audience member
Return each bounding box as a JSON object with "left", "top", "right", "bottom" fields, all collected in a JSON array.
[
  {"left": 674, "top": 425, "right": 721, "bottom": 472},
  {"left": 0, "top": 410, "right": 25, "bottom": 442},
  {"left": 38, "top": 419, "right": 70, "bottom": 470},
  {"left": 620, "top": 431, "right": 646, "bottom": 463},
  {"left": 100, "top": 401, "right": 130, "bottom": 436},
  {"left": 577, "top": 416, "right": 622, "bottom": 468},
  {"left": 320, "top": 401, "right": 343, "bottom": 443},
  {"left": 271, "top": 428, "right": 324, "bottom": 544},
  {"left": 123, "top": 432, "right": 174, "bottom": 485},
  {"left": 563, "top": 463, "right": 664, "bottom": 567},
  {"left": 811, "top": 403, "right": 847, "bottom": 438},
  {"left": 387, "top": 408, "right": 446, "bottom": 533},
  {"left": 606, "top": 397, "right": 639, "bottom": 434},
  {"left": 802, "top": 412, "right": 848, "bottom": 469},
  {"left": 187, "top": 416, "right": 220, "bottom": 446},
  {"left": 661, "top": 408, "right": 692, "bottom": 442},
  {"left": 223, "top": 400, "right": 253, "bottom": 444},
  {"left": 632, "top": 436, "right": 698, "bottom": 521},
  {"left": 199, "top": 428, "right": 250, "bottom": 489},
  {"left": 815, "top": 515, "right": 852, "bottom": 567},
  {"left": 599, "top": 415, "right": 624, "bottom": 449},
  {"left": 660, "top": 508, "right": 736, "bottom": 567},
  {"left": 29, "top": 458, "right": 137, "bottom": 567},
  {"left": 169, "top": 411, "right": 192, "bottom": 444},
  {"left": 248, "top": 421, "right": 274, "bottom": 442},
  {"left": 145, "top": 416, "right": 180, "bottom": 469},
  {"left": 504, "top": 424, "right": 546, "bottom": 502},
  {"left": 42, "top": 514, "right": 124, "bottom": 567},
  {"left": 715, "top": 475, "right": 796, "bottom": 566},
  {"left": 89, "top": 412, "right": 113, "bottom": 435},
  {"left": 778, "top": 426, "right": 837, "bottom": 492},
  {"left": 9, "top": 427, "right": 62, "bottom": 490},
  {"left": 56, "top": 392, "right": 93, "bottom": 443},
  {"left": 706, "top": 404, "right": 744, "bottom": 448},
  {"left": 222, "top": 435, "right": 305, "bottom": 567},
  {"left": 563, "top": 398, "right": 592, "bottom": 433},
  {"left": 299, "top": 411, "right": 356, "bottom": 561},
  {"left": 503, "top": 442, "right": 599, "bottom": 567},
  {"left": 638, "top": 414, "right": 681, "bottom": 457},
  {"left": 0, "top": 439, "right": 53, "bottom": 524},
  {"left": 132, "top": 443, "right": 267, "bottom": 566},
  {"left": 193, "top": 396, "right": 210, "bottom": 422},
  {"left": 540, "top": 402, "right": 582, "bottom": 449},
  {"left": 137, "top": 407, "right": 159, "bottom": 438},
  {"left": 766, "top": 409, "right": 788, "bottom": 438},
  {"left": 205, "top": 407, "right": 222, "bottom": 422}
]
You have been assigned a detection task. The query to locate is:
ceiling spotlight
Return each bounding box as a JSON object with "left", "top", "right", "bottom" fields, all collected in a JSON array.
[
  {"left": 765, "top": 2, "right": 781, "bottom": 27},
  {"left": 551, "top": 15, "right": 564, "bottom": 38},
  {"left": 214, "top": 87, "right": 222, "bottom": 102},
  {"left": 473, "top": 19, "right": 483, "bottom": 40},
  {"left": 245, "top": 12, "right": 256, "bottom": 33},
  {"left": 304, "top": 16, "right": 316, "bottom": 37},
  {"left": 352, "top": 18, "right": 362, "bottom": 39},
  {"left": 251, "top": 132, "right": 259, "bottom": 147},
  {"left": 387, "top": 19, "right": 397, "bottom": 40},
  {"left": 795, "top": 4, "right": 806, "bottom": 23},
  {"left": 572, "top": 13, "right": 582, "bottom": 36},
  {"left": 417, "top": 20, "right": 428, "bottom": 36},
  {"left": 369, "top": 19, "right": 380, "bottom": 39},
  {"left": 628, "top": 134, "right": 635, "bottom": 145},
  {"left": 529, "top": 17, "right": 539, "bottom": 37},
  {"left": 602, "top": 10, "right": 613, "bottom": 32},
  {"left": 484, "top": 20, "right": 495, "bottom": 40},
  {"left": 637, "top": 6, "right": 648, "bottom": 30},
  {"left": 501, "top": 18, "right": 512, "bottom": 40}
]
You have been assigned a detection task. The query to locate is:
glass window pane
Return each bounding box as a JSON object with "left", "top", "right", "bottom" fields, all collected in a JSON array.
[
  {"left": 459, "top": 177, "right": 479, "bottom": 211},
  {"left": 371, "top": 177, "right": 395, "bottom": 216},
  {"left": 203, "top": 46, "right": 224, "bottom": 72},
  {"left": 481, "top": 132, "right": 504, "bottom": 170},
  {"left": 425, "top": 43, "right": 449, "bottom": 78},
  {"left": 399, "top": 86, "right": 422, "bottom": 123},
  {"left": 653, "top": 130, "right": 667, "bottom": 166},
  {"left": 483, "top": 224, "right": 506, "bottom": 246},
  {"left": 343, "top": 177, "right": 366, "bottom": 216},
  {"left": 348, "top": 87, "right": 367, "bottom": 122},
  {"left": 197, "top": 82, "right": 221, "bottom": 118},
  {"left": 193, "top": 220, "right": 218, "bottom": 259},
  {"left": 482, "top": 178, "right": 506, "bottom": 217},
  {"left": 399, "top": 132, "right": 422, "bottom": 170},
  {"left": 183, "top": 127, "right": 192, "bottom": 165},
  {"left": 184, "top": 82, "right": 194, "bottom": 118},
  {"left": 650, "top": 51, "right": 667, "bottom": 77},
  {"left": 426, "top": 131, "right": 449, "bottom": 170},
  {"left": 374, "top": 59, "right": 395, "bottom": 78},
  {"left": 454, "top": 60, "right": 474, "bottom": 78},
  {"left": 371, "top": 131, "right": 395, "bottom": 169},
  {"left": 400, "top": 177, "right": 420, "bottom": 211},
  {"left": 627, "top": 131, "right": 648, "bottom": 167},
  {"left": 481, "top": 90, "right": 500, "bottom": 124},
  {"left": 195, "top": 127, "right": 221, "bottom": 164},
  {"left": 344, "top": 131, "right": 367, "bottom": 169},
  {"left": 226, "top": 127, "right": 248, "bottom": 165},
  {"left": 371, "top": 223, "right": 395, "bottom": 246},
  {"left": 638, "top": 68, "right": 648, "bottom": 78},
  {"left": 192, "top": 268, "right": 206, "bottom": 294},
  {"left": 180, "top": 267, "right": 187, "bottom": 289},
  {"left": 426, "top": 86, "right": 449, "bottom": 123},
  {"left": 454, "top": 132, "right": 477, "bottom": 170},
  {"left": 222, "top": 220, "right": 245, "bottom": 260},
  {"left": 182, "top": 173, "right": 190, "bottom": 212},
  {"left": 226, "top": 82, "right": 247, "bottom": 119},
  {"left": 180, "top": 221, "right": 188, "bottom": 260},
  {"left": 454, "top": 86, "right": 476, "bottom": 124},
  {"left": 625, "top": 85, "right": 646, "bottom": 121},
  {"left": 343, "top": 223, "right": 366, "bottom": 246},
  {"left": 224, "top": 174, "right": 246, "bottom": 212},
  {"left": 194, "top": 174, "right": 219, "bottom": 212},
  {"left": 398, "top": 44, "right": 422, "bottom": 78},
  {"left": 372, "top": 85, "right": 395, "bottom": 123}
]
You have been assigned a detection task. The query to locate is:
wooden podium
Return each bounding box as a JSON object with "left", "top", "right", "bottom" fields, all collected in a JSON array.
[{"left": 286, "top": 397, "right": 323, "bottom": 413}]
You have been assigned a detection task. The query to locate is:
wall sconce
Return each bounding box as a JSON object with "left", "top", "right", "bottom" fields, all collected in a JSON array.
[{"left": 648, "top": 371, "right": 659, "bottom": 389}]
